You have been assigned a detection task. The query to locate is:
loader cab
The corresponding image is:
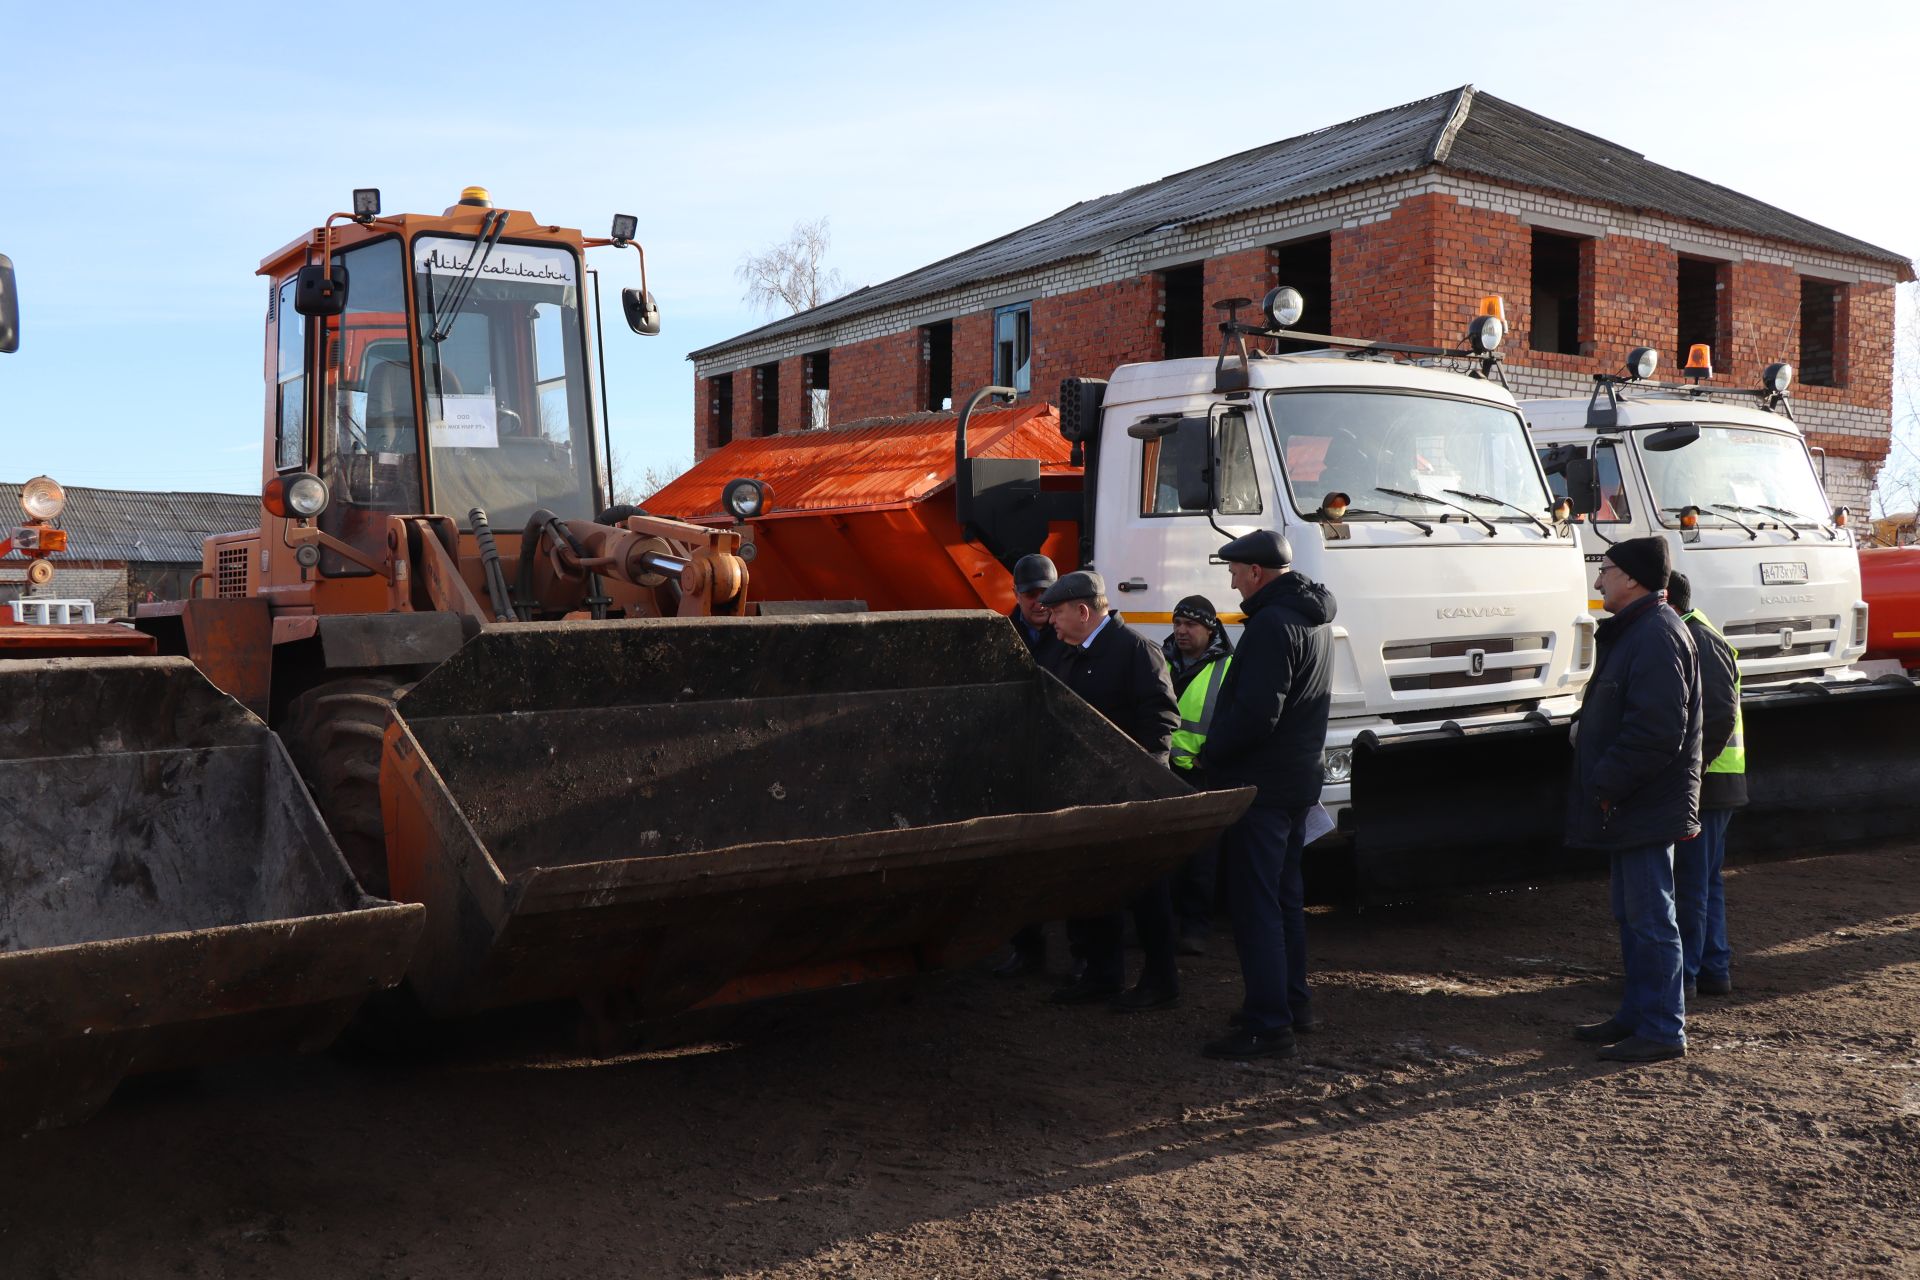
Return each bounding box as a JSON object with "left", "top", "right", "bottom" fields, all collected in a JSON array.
[{"left": 266, "top": 204, "right": 602, "bottom": 580}]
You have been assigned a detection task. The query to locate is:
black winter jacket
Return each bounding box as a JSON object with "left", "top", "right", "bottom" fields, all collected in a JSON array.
[
  {"left": 1044, "top": 612, "right": 1180, "bottom": 761},
  {"left": 1198, "top": 572, "right": 1337, "bottom": 809},
  {"left": 1565, "top": 594, "right": 1704, "bottom": 850},
  {"left": 1682, "top": 611, "right": 1748, "bottom": 811},
  {"left": 1007, "top": 605, "right": 1059, "bottom": 664}
]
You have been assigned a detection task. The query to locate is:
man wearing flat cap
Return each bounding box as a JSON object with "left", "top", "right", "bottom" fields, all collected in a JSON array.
[
  {"left": 1568, "top": 535, "right": 1703, "bottom": 1064},
  {"left": 1040, "top": 569, "right": 1184, "bottom": 1011},
  {"left": 1198, "top": 529, "right": 1337, "bottom": 1060}
]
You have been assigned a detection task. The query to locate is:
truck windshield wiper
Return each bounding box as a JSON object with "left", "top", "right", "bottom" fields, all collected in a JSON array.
[
  {"left": 1443, "top": 488, "right": 1551, "bottom": 536},
  {"left": 1752, "top": 504, "right": 1808, "bottom": 540},
  {"left": 1374, "top": 486, "right": 1497, "bottom": 535},
  {"left": 1342, "top": 507, "right": 1435, "bottom": 536}
]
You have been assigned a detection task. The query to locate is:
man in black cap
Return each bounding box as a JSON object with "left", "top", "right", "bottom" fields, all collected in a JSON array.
[
  {"left": 1666, "top": 570, "right": 1745, "bottom": 999},
  {"left": 1567, "top": 536, "right": 1703, "bottom": 1064},
  {"left": 1197, "top": 530, "right": 1337, "bottom": 1060},
  {"left": 1164, "top": 595, "right": 1234, "bottom": 954},
  {"left": 991, "top": 554, "right": 1064, "bottom": 977},
  {"left": 1008, "top": 553, "right": 1061, "bottom": 662},
  {"left": 1040, "top": 569, "right": 1184, "bottom": 1010}
]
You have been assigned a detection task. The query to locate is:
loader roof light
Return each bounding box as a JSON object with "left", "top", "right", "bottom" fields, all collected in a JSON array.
[
  {"left": 1263, "top": 286, "right": 1306, "bottom": 329},
  {"left": 263, "top": 472, "right": 330, "bottom": 520},
  {"left": 458, "top": 185, "right": 493, "bottom": 208},
  {"left": 1684, "top": 344, "right": 1713, "bottom": 381},
  {"left": 1467, "top": 312, "right": 1505, "bottom": 354},
  {"left": 19, "top": 475, "right": 65, "bottom": 521},
  {"left": 1626, "top": 347, "right": 1660, "bottom": 381},
  {"left": 722, "top": 477, "right": 772, "bottom": 521},
  {"left": 352, "top": 188, "right": 381, "bottom": 223},
  {"left": 1763, "top": 362, "right": 1794, "bottom": 394},
  {"left": 610, "top": 213, "right": 638, "bottom": 247}
]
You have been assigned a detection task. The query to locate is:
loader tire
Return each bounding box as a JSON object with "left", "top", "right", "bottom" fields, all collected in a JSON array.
[{"left": 279, "top": 674, "right": 411, "bottom": 898}]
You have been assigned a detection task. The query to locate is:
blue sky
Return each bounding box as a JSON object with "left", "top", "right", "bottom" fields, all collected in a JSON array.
[{"left": 2, "top": 1, "right": 1914, "bottom": 503}]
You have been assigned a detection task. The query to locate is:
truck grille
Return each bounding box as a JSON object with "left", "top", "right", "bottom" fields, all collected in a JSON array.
[
  {"left": 217, "top": 546, "right": 249, "bottom": 598},
  {"left": 1382, "top": 633, "right": 1552, "bottom": 693},
  {"left": 1721, "top": 615, "right": 1839, "bottom": 660}
]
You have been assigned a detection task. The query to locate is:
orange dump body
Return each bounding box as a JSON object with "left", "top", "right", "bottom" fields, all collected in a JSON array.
[
  {"left": 644, "top": 404, "right": 1083, "bottom": 612},
  {"left": 1861, "top": 546, "right": 1920, "bottom": 666}
]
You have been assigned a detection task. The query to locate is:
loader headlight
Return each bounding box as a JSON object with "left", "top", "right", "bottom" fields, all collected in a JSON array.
[
  {"left": 722, "top": 477, "right": 772, "bottom": 521},
  {"left": 1322, "top": 746, "right": 1353, "bottom": 785},
  {"left": 264, "top": 472, "right": 330, "bottom": 520},
  {"left": 20, "top": 475, "right": 65, "bottom": 521}
]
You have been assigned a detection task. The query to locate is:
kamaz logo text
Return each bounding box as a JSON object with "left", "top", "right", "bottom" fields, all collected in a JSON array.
[{"left": 1435, "top": 605, "right": 1518, "bottom": 619}]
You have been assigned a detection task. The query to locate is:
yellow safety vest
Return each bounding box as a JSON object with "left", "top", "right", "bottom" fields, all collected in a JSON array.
[
  {"left": 1170, "top": 655, "right": 1232, "bottom": 772},
  {"left": 1683, "top": 608, "right": 1745, "bottom": 776}
]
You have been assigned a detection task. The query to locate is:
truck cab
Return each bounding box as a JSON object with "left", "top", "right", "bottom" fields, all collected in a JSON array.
[
  {"left": 1071, "top": 293, "right": 1594, "bottom": 866},
  {"left": 1525, "top": 354, "right": 1868, "bottom": 688}
]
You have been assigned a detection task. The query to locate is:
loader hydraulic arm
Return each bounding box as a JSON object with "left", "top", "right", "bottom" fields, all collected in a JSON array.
[{"left": 553, "top": 514, "right": 749, "bottom": 617}]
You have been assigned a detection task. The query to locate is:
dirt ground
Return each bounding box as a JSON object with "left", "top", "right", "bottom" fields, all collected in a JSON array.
[{"left": 4, "top": 841, "right": 1918, "bottom": 1279}]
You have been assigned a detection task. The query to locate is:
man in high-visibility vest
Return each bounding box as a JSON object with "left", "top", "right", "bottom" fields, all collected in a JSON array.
[
  {"left": 1163, "top": 595, "right": 1234, "bottom": 954},
  {"left": 1667, "top": 572, "right": 1746, "bottom": 998}
]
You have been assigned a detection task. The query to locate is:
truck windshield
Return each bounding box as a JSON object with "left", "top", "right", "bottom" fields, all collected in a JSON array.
[
  {"left": 1266, "top": 389, "right": 1548, "bottom": 523},
  {"left": 1636, "top": 424, "right": 1828, "bottom": 530},
  {"left": 412, "top": 235, "right": 596, "bottom": 530}
]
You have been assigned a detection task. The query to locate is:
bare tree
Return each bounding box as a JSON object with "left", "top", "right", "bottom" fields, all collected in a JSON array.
[
  {"left": 1870, "top": 280, "right": 1920, "bottom": 538},
  {"left": 607, "top": 447, "right": 692, "bottom": 509},
  {"left": 736, "top": 217, "right": 845, "bottom": 316}
]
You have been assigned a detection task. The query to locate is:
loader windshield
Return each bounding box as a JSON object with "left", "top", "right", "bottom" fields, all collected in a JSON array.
[
  {"left": 1636, "top": 423, "right": 1829, "bottom": 531},
  {"left": 1266, "top": 389, "right": 1548, "bottom": 524},
  {"left": 413, "top": 236, "right": 597, "bottom": 530}
]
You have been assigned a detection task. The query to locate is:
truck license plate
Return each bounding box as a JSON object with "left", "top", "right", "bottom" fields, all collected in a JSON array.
[{"left": 1760, "top": 562, "right": 1808, "bottom": 585}]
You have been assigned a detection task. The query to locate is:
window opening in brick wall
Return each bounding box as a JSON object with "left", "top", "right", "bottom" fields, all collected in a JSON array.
[
  {"left": 1271, "top": 235, "right": 1331, "bottom": 354},
  {"left": 754, "top": 361, "right": 780, "bottom": 434},
  {"left": 1530, "top": 230, "right": 1586, "bottom": 356},
  {"left": 708, "top": 373, "right": 733, "bottom": 447},
  {"left": 1799, "top": 277, "right": 1844, "bottom": 387},
  {"left": 994, "top": 303, "right": 1031, "bottom": 393},
  {"left": 922, "top": 320, "right": 953, "bottom": 411},
  {"left": 1676, "top": 257, "right": 1728, "bottom": 373},
  {"left": 1160, "top": 263, "right": 1205, "bottom": 359},
  {"left": 803, "top": 349, "right": 830, "bottom": 429}
]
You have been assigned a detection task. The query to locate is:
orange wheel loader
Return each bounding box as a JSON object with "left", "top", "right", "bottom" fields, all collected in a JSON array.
[{"left": 103, "top": 191, "right": 1249, "bottom": 1033}]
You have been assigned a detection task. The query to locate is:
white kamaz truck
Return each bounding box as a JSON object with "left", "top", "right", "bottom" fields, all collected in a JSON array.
[{"left": 1524, "top": 348, "right": 1918, "bottom": 854}]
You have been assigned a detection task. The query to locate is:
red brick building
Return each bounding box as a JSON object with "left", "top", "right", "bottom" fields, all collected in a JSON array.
[{"left": 688, "top": 87, "right": 1912, "bottom": 511}]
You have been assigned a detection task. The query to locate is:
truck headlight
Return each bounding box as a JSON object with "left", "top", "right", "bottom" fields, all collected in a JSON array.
[
  {"left": 20, "top": 475, "right": 65, "bottom": 521},
  {"left": 1322, "top": 746, "right": 1353, "bottom": 784}
]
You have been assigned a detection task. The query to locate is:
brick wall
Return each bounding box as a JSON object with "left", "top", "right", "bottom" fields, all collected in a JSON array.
[{"left": 1031, "top": 275, "right": 1161, "bottom": 401}]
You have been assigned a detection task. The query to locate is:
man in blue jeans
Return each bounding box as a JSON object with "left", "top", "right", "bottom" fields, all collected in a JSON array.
[
  {"left": 1195, "top": 530, "right": 1337, "bottom": 1060},
  {"left": 1566, "top": 536, "right": 1703, "bottom": 1064},
  {"left": 1666, "top": 571, "right": 1744, "bottom": 998}
]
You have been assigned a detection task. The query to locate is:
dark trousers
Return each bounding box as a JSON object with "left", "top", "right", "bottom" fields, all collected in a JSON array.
[
  {"left": 1675, "top": 808, "right": 1734, "bottom": 984},
  {"left": 1610, "top": 842, "right": 1686, "bottom": 1046},
  {"left": 1072, "top": 875, "right": 1178, "bottom": 992},
  {"left": 1222, "top": 805, "right": 1310, "bottom": 1032},
  {"left": 1173, "top": 837, "right": 1220, "bottom": 930}
]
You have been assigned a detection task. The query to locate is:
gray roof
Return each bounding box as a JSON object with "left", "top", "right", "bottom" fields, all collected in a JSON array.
[
  {"left": 0, "top": 482, "right": 258, "bottom": 563},
  {"left": 692, "top": 86, "right": 1910, "bottom": 362}
]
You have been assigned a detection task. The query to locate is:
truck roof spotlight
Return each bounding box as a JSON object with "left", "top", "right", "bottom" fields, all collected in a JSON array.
[
  {"left": 1763, "top": 362, "right": 1794, "bottom": 394},
  {"left": 1626, "top": 347, "right": 1659, "bottom": 381},
  {"left": 722, "top": 477, "right": 771, "bottom": 521},
  {"left": 1263, "top": 286, "right": 1306, "bottom": 329}
]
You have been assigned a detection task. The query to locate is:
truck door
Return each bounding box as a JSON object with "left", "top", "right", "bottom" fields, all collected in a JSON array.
[{"left": 1104, "top": 407, "right": 1271, "bottom": 639}]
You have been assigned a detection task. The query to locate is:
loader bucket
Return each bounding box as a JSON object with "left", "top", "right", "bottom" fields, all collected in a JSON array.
[
  {"left": 1733, "top": 677, "right": 1920, "bottom": 855},
  {"left": 1348, "top": 717, "right": 1577, "bottom": 902},
  {"left": 381, "top": 611, "right": 1249, "bottom": 1017},
  {"left": 0, "top": 658, "right": 423, "bottom": 1135}
]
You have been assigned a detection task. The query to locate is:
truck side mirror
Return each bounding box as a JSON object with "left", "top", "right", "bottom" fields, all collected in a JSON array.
[
  {"left": 1174, "top": 416, "right": 1214, "bottom": 512},
  {"left": 294, "top": 262, "right": 349, "bottom": 317},
  {"left": 1563, "top": 455, "right": 1601, "bottom": 516},
  {"left": 622, "top": 288, "right": 661, "bottom": 336},
  {"left": 1643, "top": 423, "right": 1699, "bottom": 452},
  {"left": 0, "top": 253, "right": 18, "bottom": 354}
]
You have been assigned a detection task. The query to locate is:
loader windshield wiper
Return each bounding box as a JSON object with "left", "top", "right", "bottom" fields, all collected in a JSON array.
[
  {"left": 424, "top": 210, "right": 508, "bottom": 343},
  {"left": 1443, "top": 488, "right": 1552, "bottom": 536},
  {"left": 1374, "top": 486, "right": 1497, "bottom": 535}
]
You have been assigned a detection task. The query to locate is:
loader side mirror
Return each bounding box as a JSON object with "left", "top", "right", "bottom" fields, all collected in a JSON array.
[
  {"left": 1643, "top": 422, "right": 1700, "bottom": 452},
  {"left": 622, "top": 288, "right": 661, "bottom": 336},
  {"left": 1563, "top": 455, "right": 1601, "bottom": 517},
  {"left": 294, "top": 263, "right": 349, "bottom": 317},
  {"left": 0, "top": 253, "right": 18, "bottom": 354},
  {"left": 1174, "top": 416, "right": 1215, "bottom": 512}
]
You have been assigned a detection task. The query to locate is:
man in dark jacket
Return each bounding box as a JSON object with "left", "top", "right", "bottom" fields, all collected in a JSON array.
[
  {"left": 1568, "top": 536, "right": 1703, "bottom": 1064},
  {"left": 1041, "top": 570, "right": 1184, "bottom": 1010},
  {"left": 1163, "top": 595, "right": 1234, "bottom": 954},
  {"left": 1197, "top": 530, "right": 1337, "bottom": 1060},
  {"left": 1666, "top": 571, "right": 1745, "bottom": 998},
  {"left": 1007, "top": 553, "right": 1060, "bottom": 662}
]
